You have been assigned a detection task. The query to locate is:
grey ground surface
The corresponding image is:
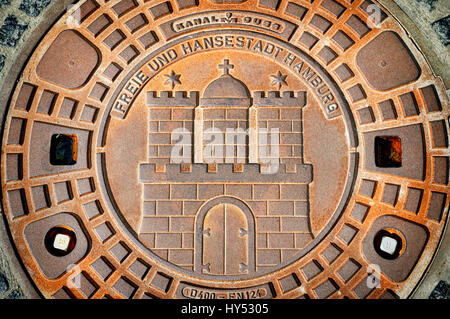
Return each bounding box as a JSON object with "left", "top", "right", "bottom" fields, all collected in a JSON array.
[{"left": 0, "top": 0, "right": 448, "bottom": 299}]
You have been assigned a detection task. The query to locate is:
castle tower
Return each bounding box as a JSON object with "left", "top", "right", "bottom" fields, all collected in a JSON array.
[
  {"left": 195, "top": 59, "right": 252, "bottom": 167},
  {"left": 140, "top": 60, "right": 313, "bottom": 276}
]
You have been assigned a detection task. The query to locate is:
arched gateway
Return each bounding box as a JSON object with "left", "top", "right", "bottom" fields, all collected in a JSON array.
[{"left": 194, "top": 197, "right": 256, "bottom": 276}]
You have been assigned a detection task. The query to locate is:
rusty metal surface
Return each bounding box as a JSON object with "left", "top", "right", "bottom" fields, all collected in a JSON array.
[{"left": 1, "top": 0, "right": 449, "bottom": 299}]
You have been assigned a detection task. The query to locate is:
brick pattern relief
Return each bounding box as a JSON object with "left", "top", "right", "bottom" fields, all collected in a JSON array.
[{"left": 139, "top": 60, "right": 312, "bottom": 274}]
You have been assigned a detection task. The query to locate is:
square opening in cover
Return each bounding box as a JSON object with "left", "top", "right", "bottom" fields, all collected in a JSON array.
[
  {"left": 50, "top": 134, "right": 78, "bottom": 165},
  {"left": 375, "top": 136, "right": 402, "bottom": 167}
]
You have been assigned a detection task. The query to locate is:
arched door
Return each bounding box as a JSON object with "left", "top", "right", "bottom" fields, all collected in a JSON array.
[{"left": 200, "top": 203, "right": 249, "bottom": 275}]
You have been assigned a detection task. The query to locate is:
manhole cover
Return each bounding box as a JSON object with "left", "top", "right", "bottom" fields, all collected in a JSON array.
[{"left": 1, "top": 0, "right": 449, "bottom": 299}]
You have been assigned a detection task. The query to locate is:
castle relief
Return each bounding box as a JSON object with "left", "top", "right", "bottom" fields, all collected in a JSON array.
[{"left": 139, "top": 59, "right": 313, "bottom": 276}]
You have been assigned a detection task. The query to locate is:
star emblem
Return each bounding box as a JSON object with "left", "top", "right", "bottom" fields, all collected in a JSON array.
[
  {"left": 164, "top": 70, "right": 182, "bottom": 89},
  {"left": 270, "top": 71, "right": 288, "bottom": 90}
]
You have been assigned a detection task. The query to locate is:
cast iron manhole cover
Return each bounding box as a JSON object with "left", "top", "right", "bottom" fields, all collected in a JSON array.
[{"left": 1, "top": 0, "right": 449, "bottom": 299}]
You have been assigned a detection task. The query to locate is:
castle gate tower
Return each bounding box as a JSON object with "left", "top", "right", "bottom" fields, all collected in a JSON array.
[{"left": 140, "top": 59, "right": 312, "bottom": 275}]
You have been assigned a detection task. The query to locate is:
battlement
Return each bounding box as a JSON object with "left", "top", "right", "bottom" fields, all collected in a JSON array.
[
  {"left": 139, "top": 163, "right": 313, "bottom": 183},
  {"left": 147, "top": 91, "right": 199, "bottom": 107},
  {"left": 146, "top": 90, "right": 307, "bottom": 108},
  {"left": 253, "top": 91, "right": 306, "bottom": 107}
]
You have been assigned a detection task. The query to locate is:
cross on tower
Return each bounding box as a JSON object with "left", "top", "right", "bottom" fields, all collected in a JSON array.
[{"left": 218, "top": 59, "right": 234, "bottom": 75}]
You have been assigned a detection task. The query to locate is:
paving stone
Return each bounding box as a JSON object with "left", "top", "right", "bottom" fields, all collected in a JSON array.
[
  {"left": 0, "top": 54, "right": 5, "bottom": 72},
  {"left": 431, "top": 15, "right": 450, "bottom": 46},
  {"left": 0, "top": 0, "right": 11, "bottom": 9},
  {"left": 414, "top": 0, "right": 439, "bottom": 11},
  {"left": 19, "top": 0, "right": 52, "bottom": 18},
  {"left": 5, "top": 289, "right": 25, "bottom": 299},
  {"left": 0, "top": 15, "right": 28, "bottom": 47},
  {"left": 429, "top": 280, "right": 450, "bottom": 299},
  {"left": 0, "top": 272, "right": 9, "bottom": 294}
]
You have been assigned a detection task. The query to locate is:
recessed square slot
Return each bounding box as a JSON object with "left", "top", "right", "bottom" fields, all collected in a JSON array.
[
  {"left": 357, "top": 106, "right": 375, "bottom": 124},
  {"left": 320, "top": 0, "right": 346, "bottom": 18},
  {"left": 7, "top": 118, "right": 26, "bottom": 145},
  {"left": 119, "top": 45, "right": 139, "bottom": 64},
  {"left": 318, "top": 46, "right": 338, "bottom": 65},
  {"left": 50, "top": 134, "right": 78, "bottom": 165},
  {"left": 52, "top": 288, "right": 74, "bottom": 299},
  {"left": 6, "top": 153, "right": 23, "bottom": 181},
  {"left": 112, "top": 0, "right": 137, "bottom": 17},
  {"left": 353, "top": 275, "right": 375, "bottom": 298},
  {"left": 72, "top": 272, "right": 98, "bottom": 298},
  {"left": 259, "top": 0, "right": 280, "bottom": 10},
  {"left": 31, "top": 184, "right": 51, "bottom": 210},
  {"left": 420, "top": 85, "right": 442, "bottom": 113},
  {"left": 335, "top": 63, "right": 355, "bottom": 83},
  {"left": 8, "top": 188, "right": 28, "bottom": 218},
  {"left": 113, "top": 276, "right": 137, "bottom": 298},
  {"left": 279, "top": 273, "right": 301, "bottom": 293},
  {"left": 89, "top": 83, "right": 109, "bottom": 101},
  {"left": 332, "top": 30, "right": 355, "bottom": 51},
  {"left": 15, "top": 83, "right": 37, "bottom": 111},
  {"left": 91, "top": 257, "right": 115, "bottom": 281},
  {"left": 337, "top": 224, "right": 358, "bottom": 245},
  {"left": 54, "top": 181, "right": 73, "bottom": 203},
  {"left": 78, "top": 177, "right": 95, "bottom": 195},
  {"left": 88, "top": 14, "right": 113, "bottom": 37},
  {"left": 138, "top": 31, "right": 158, "bottom": 49},
  {"left": 433, "top": 156, "right": 449, "bottom": 184},
  {"left": 404, "top": 187, "right": 423, "bottom": 214},
  {"left": 103, "top": 29, "right": 126, "bottom": 50},
  {"left": 314, "top": 278, "right": 339, "bottom": 299},
  {"left": 337, "top": 259, "right": 361, "bottom": 283},
  {"left": 80, "top": 105, "right": 99, "bottom": 123},
  {"left": 321, "top": 243, "right": 342, "bottom": 265},
  {"left": 83, "top": 200, "right": 103, "bottom": 220},
  {"left": 347, "top": 84, "right": 367, "bottom": 102},
  {"left": 37, "top": 90, "right": 58, "bottom": 115},
  {"left": 359, "top": 179, "right": 377, "bottom": 198},
  {"left": 346, "top": 15, "right": 371, "bottom": 38},
  {"left": 298, "top": 32, "right": 319, "bottom": 50},
  {"left": 143, "top": 201, "right": 156, "bottom": 215},
  {"left": 375, "top": 136, "right": 402, "bottom": 167},
  {"left": 399, "top": 92, "right": 419, "bottom": 117},
  {"left": 149, "top": 2, "right": 173, "bottom": 20},
  {"left": 125, "top": 14, "right": 148, "bottom": 33},
  {"left": 427, "top": 192, "right": 446, "bottom": 222},
  {"left": 59, "top": 98, "right": 78, "bottom": 119},
  {"left": 110, "top": 241, "right": 131, "bottom": 263},
  {"left": 310, "top": 14, "right": 332, "bottom": 34},
  {"left": 71, "top": 0, "right": 99, "bottom": 24},
  {"left": 382, "top": 183, "right": 400, "bottom": 206},
  {"left": 103, "top": 62, "right": 123, "bottom": 81},
  {"left": 94, "top": 222, "right": 115, "bottom": 243},
  {"left": 177, "top": 0, "right": 198, "bottom": 9},
  {"left": 150, "top": 272, "right": 172, "bottom": 292},
  {"left": 351, "top": 203, "right": 370, "bottom": 222},
  {"left": 430, "top": 120, "right": 448, "bottom": 148},
  {"left": 285, "top": 2, "right": 308, "bottom": 20},
  {"left": 301, "top": 260, "right": 323, "bottom": 281},
  {"left": 378, "top": 99, "right": 397, "bottom": 120},
  {"left": 129, "top": 258, "right": 151, "bottom": 279}
]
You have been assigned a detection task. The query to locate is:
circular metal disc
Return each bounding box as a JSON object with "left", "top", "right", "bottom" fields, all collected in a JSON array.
[{"left": 1, "top": 0, "right": 449, "bottom": 299}]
